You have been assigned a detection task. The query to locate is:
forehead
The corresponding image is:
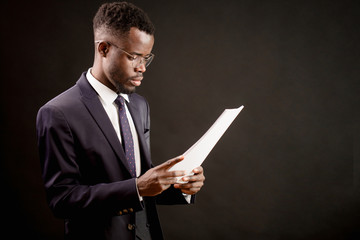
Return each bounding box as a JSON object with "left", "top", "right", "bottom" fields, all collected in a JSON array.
[{"left": 122, "top": 27, "right": 154, "bottom": 53}]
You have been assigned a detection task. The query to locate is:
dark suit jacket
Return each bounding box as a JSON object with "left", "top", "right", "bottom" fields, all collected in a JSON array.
[{"left": 36, "top": 72, "right": 191, "bottom": 240}]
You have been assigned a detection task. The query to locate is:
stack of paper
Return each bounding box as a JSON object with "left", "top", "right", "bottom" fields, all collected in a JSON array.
[{"left": 169, "top": 105, "right": 244, "bottom": 180}]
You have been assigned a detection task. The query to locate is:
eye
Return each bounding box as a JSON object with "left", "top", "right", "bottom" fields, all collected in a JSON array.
[{"left": 128, "top": 55, "right": 137, "bottom": 61}]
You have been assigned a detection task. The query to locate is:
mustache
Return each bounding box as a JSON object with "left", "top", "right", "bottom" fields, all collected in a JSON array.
[{"left": 129, "top": 74, "right": 143, "bottom": 79}]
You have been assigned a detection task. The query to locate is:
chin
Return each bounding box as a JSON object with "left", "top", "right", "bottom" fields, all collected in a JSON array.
[{"left": 116, "top": 83, "right": 136, "bottom": 94}]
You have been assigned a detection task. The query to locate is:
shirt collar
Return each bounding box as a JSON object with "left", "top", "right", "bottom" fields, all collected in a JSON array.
[{"left": 86, "top": 68, "right": 130, "bottom": 103}]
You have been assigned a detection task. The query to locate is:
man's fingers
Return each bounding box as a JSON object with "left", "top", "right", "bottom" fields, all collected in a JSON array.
[
  {"left": 173, "top": 182, "right": 203, "bottom": 195},
  {"left": 148, "top": 156, "right": 186, "bottom": 180},
  {"left": 158, "top": 155, "right": 184, "bottom": 170},
  {"left": 192, "top": 166, "right": 203, "bottom": 174},
  {"left": 159, "top": 177, "right": 180, "bottom": 185},
  {"left": 181, "top": 172, "right": 205, "bottom": 183},
  {"left": 179, "top": 188, "right": 202, "bottom": 195},
  {"left": 174, "top": 180, "right": 204, "bottom": 189}
]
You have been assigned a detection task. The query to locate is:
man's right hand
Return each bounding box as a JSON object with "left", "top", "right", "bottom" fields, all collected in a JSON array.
[{"left": 137, "top": 156, "right": 185, "bottom": 197}]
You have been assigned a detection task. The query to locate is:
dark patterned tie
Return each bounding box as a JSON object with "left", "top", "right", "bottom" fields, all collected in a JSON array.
[{"left": 115, "top": 96, "right": 136, "bottom": 178}]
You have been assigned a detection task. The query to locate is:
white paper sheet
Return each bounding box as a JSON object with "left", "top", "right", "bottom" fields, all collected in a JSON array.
[{"left": 169, "top": 106, "right": 244, "bottom": 180}]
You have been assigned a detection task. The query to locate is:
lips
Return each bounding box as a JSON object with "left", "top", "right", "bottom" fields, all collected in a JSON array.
[{"left": 129, "top": 77, "right": 143, "bottom": 87}]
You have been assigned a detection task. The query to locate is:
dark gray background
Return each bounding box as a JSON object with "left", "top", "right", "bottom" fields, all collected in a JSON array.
[{"left": 1, "top": 0, "right": 359, "bottom": 239}]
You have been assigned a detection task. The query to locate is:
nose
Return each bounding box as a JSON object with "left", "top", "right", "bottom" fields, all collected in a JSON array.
[{"left": 135, "top": 62, "right": 146, "bottom": 73}]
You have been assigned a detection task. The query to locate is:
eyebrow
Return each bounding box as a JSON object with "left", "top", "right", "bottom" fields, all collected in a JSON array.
[
  {"left": 130, "top": 52, "right": 142, "bottom": 56},
  {"left": 131, "top": 52, "right": 152, "bottom": 57}
]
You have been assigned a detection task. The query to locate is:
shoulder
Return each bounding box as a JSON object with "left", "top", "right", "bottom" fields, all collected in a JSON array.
[
  {"left": 129, "top": 93, "right": 148, "bottom": 104},
  {"left": 36, "top": 86, "right": 79, "bottom": 127},
  {"left": 129, "top": 93, "right": 150, "bottom": 110},
  {"left": 38, "top": 85, "right": 80, "bottom": 115},
  {"left": 36, "top": 74, "right": 89, "bottom": 123}
]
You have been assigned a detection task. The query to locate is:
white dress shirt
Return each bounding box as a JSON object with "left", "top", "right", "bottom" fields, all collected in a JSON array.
[{"left": 86, "top": 69, "right": 141, "bottom": 177}]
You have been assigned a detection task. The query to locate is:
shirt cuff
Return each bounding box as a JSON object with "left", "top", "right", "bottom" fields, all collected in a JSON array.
[
  {"left": 183, "top": 193, "right": 191, "bottom": 204},
  {"left": 135, "top": 178, "right": 143, "bottom": 202}
]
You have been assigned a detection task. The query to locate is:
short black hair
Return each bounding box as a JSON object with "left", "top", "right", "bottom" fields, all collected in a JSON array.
[{"left": 93, "top": 1, "right": 155, "bottom": 37}]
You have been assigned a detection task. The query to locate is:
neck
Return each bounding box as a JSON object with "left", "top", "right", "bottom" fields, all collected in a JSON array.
[{"left": 91, "top": 64, "right": 117, "bottom": 92}]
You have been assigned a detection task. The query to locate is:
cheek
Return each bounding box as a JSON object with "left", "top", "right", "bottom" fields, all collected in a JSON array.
[{"left": 107, "top": 60, "right": 129, "bottom": 82}]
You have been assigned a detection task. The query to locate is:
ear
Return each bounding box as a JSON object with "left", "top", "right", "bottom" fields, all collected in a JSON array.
[{"left": 97, "top": 42, "right": 109, "bottom": 57}]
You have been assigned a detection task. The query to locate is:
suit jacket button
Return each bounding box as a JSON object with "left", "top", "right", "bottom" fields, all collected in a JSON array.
[{"left": 128, "top": 224, "right": 135, "bottom": 231}]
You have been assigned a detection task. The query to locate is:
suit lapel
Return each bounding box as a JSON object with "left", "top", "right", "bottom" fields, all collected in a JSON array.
[
  {"left": 127, "top": 97, "right": 152, "bottom": 172},
  {"left": 76, "top": 73, "right": 132, "bottom": 175}
]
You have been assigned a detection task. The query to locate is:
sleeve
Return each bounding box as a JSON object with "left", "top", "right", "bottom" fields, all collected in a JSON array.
[
  {"left": 36, "top": 104, "right": 143, "bottom": 219},
  {"left": 155, "top": 186, "right": 195, "bottom": 205}
]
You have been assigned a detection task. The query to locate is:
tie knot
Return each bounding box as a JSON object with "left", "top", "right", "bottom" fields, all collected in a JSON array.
[{"left": 115, "top": 95, "right": 125, "bottom": 107}]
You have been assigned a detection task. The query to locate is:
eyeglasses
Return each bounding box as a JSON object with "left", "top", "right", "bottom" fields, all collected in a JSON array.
[{"left": 95, "top": 40, "right": 154, "bottom": 68}]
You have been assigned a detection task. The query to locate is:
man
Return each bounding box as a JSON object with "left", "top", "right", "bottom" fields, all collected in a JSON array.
[{"left": 36, "top": 2, "right": 205, "bottom": 240}]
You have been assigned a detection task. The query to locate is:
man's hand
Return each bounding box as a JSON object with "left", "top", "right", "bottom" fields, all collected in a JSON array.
[
  {"left": 137, "top": 156, "right": 186, "bottom": 197},
  {"left": 174, "top": 166, "right": 205, "bottom": 195}
]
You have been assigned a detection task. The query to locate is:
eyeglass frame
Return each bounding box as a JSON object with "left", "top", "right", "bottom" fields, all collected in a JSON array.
[{"left": 95, "top": 40, "right": 155, "bottom": 68}]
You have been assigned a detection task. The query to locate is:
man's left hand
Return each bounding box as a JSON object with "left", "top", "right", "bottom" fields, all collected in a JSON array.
[{"left": 173, "top": 166, "right": 205, "bottom": 195}]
